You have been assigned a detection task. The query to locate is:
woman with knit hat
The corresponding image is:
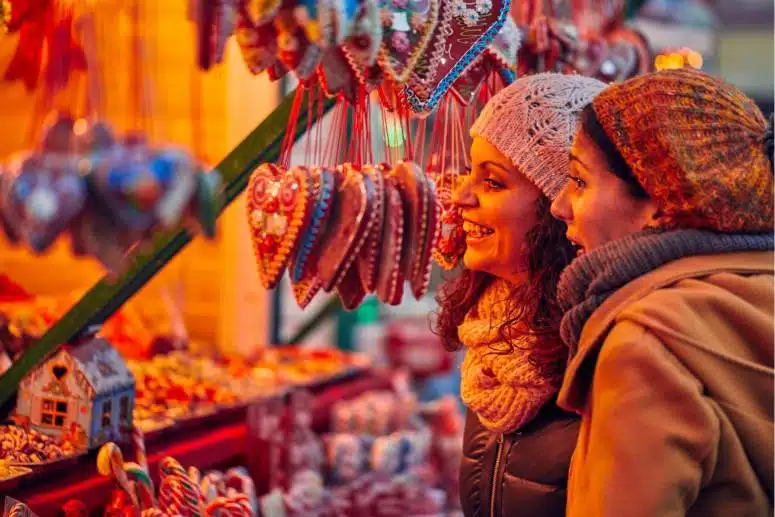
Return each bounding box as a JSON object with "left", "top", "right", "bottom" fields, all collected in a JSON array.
[
  {"left": 551, "top": 67, "right": 774, "bottom": 516},
  {"left": 434, "top": 72, "right": 605, "bottom": 517}
]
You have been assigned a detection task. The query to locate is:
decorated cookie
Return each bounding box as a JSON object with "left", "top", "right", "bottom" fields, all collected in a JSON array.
[
  {"left": 354, "top": 164, "right": 385, "bottom": 292},
  {"left": 389, "top": 161, "right": 432, "bottom": 297},
  {"left": 318, "top": 169, "right": 375, "bottom": 292},
  {"left": 337, "top": 263, "right": 367, "bottom": 311},
  {"left": 378, "top": 0, "right": 439, "bottom": 84},
  {"left": 375, "top": 175, "right": 406, "bottom": 305},
  {"left": 235, "top": 9, "right": 278, "bottom": 75},
  {"left": 246, "top": 164, "right": 314, "bottom": 289},
  {"left": 291, "top": 167, "right": 336, "bottom": 282},
  {"left": 0, "top": 150, "right": 86, "bottom": 253},
  {"left": 318, "top": 46, "right": 359, "bottom": 102},
  {"left": 405, "top": 0, "right": 508, "bottom": 111},
  {"left": 410, "top": 176, "right": 438, "bottom": 298},
  {"left": 290, "top": 273, "right": 323, "bottom": 309},
  {"left": 342, "top": 0, "right": 383, "bottom": 82},
  {"left": 275, "top": 20, "right": 325, "bottom": 82}
]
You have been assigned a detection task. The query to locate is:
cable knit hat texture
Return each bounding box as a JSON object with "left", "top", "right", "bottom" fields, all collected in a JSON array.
[
  {"left": 471, "top": 73, "right": 606, "bottom": 200},
  {"left": 592, "top": 68, "right": 774, "bottom": 233}
]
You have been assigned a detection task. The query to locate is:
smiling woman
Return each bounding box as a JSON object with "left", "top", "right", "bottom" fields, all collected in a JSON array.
[{"left": 432, "top": 73, "right": 605, "bottom": 517}]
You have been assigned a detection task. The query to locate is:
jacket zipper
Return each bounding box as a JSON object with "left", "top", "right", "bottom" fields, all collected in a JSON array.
[{"left": 489, "top": 433, "right": 504, "bottom": 517}]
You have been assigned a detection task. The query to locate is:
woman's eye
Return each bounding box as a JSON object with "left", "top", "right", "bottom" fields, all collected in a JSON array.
[
  {"left": 484, "top": 178, "right": 504, "bottom": 190},
  {"left": 570, "top": 175, "right": 586, "bottom": 189}
]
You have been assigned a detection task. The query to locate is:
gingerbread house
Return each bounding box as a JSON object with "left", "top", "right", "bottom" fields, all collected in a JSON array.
[{"left": 16, "top": 338, "right": 135, "bottom": 449}]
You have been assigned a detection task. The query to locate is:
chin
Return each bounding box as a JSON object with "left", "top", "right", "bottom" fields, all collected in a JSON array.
[{"left": 463, "top": 252, "right": 495, "bottom": 276}]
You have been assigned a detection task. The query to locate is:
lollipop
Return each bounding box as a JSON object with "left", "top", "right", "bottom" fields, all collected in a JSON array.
[{"left": 97, "top": 443, "right": 139, "bottom": 508}]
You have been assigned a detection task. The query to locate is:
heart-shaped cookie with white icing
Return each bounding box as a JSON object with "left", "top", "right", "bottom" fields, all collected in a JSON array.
[{"left": 246, "top": 164, "right": 313, "bottom": 289}]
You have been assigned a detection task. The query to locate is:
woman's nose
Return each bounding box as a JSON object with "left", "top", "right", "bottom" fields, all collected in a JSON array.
[
  {"left": 551, "top": 186, "right": 571, "bottom": 222},
  {"left": 452, "top": 176, "right": 477, "bottom": 208}
]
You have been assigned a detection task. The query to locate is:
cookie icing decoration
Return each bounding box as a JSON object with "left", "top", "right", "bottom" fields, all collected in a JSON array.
[
  {"left": 317, "top": 168, "right": 376, "bottom": 292},
  {"left": 247, "top": 164, "right": 313, "bottom": 289}
]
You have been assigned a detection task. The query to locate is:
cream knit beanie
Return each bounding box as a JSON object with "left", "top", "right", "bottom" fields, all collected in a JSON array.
[{"left": 471, "top": 73, "right": 607, "bottom": 200}]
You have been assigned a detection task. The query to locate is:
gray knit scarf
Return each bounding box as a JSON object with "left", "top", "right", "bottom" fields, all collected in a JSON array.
[{"left": 557, "top": 228, "right": 775, "bottom": 353}]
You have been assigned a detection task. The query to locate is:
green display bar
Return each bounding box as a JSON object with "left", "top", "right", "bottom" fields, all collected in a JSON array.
[{"left": 0, "top": 88, "right": 336, "bottom": 410}]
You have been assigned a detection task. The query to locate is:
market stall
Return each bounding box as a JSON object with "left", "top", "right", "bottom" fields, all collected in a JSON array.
[{"left": 0, "top": 0, "right": 660, "bottom": 514}]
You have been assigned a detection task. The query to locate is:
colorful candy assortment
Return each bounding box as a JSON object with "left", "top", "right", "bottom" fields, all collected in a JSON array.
[
  {"left": 247, "top": 162, "right": 439, "bottom": 309},
  {"left": 96, "top": 441, "right": 258, "bottom": 517},
  {"left": 130, "top": 348, "right": 369, "bottom": 432},
  {"left": 0, "top": 425, "right": 78, "bottom": 464}
]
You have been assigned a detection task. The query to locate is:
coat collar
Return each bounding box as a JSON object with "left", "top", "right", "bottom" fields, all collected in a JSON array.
[{"left": 558, "top": 251, "right": 774, "bottom": 413}]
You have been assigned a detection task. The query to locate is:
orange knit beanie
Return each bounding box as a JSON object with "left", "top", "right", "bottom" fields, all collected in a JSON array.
[{"left": 591, "top": 68, "right": 773, "bottom": 233}]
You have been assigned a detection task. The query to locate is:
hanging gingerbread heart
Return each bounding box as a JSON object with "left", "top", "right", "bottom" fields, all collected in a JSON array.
[
  {"left": 275, "top": 21, "right": 325, "bottom": 82},
  {"left": 337, "top": 262, "right": 367, "bottom": 310},
  {"left": 292, "top": 0, "right": 337, "bottom": 48},
  {"left": 487, "top": 15, "right": 521, "bottom": 70},
  {"left": 377, "top": 0, "right": 439, "bottom": 84},
  {"left": 291, "top": 166, "right": 337, "bottom": 282},
  {"left": 410, "top": 173, "right": 438, "bottom": 299},
  {"left": 0, "top": 151, "right": 87, "bottom": 253},
  {"left": 235, "top": 9, "right": 278, "bottom": 75},
  {"left": 318, "top": 46, "right": 359, "bottom": 103},
  {"left": 376, "top": 174, "right": 407, "bottom": 305},
  {"left": 89, "top": 134, "right": 159, "bottom": 234},
  {"left": 390, "top": 161, "right": 430, "bottom": 296},
  {"left": 290, "top": 269, "right": 323, "bottom": 309},
  {"left": 246, "top": 164, "right": 313, "bottom": 289},
  {"left": 405, "top": 0, "right": 509, "bottom": 112},
  {"left": 448, "top": 53, "right": 490, "bottom": 106},
  {"left": 342, "top": 0, "right": 383, "bottom": 83},
  {"left": 318, "top": 168, "right": 376, "bottom": 292},
  {"left": 355, "top": 164, "right": 385, "bottom": 292}
]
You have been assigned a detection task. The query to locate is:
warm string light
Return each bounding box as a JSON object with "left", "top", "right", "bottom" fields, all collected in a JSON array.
[{"left": 655, "top": 47, "right": 704, "bottom": 71}]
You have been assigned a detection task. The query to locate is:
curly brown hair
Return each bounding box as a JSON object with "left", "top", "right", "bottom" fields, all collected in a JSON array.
[{"left": 433, "top": 195, "right": 575, "bottom": 385}]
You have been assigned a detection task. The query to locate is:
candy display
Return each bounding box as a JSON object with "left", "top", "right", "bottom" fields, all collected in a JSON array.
[
  {"left": 0, "top": 113, "right": 222, "bottom": 274},
  {"left": 2, "top": 498, "right": 37, "bottom": 517},
  {"left": 130, "top": 348, "right": 369, "bottom": 433},
  {"left": 0, "top": 425, "right": 78, "bottom": 464},
  {"left": 247, "top": 162, "right": 439, "bottom": 309},
  {"left": 97, "top": 443, "right": 260, "bottom": 517}
]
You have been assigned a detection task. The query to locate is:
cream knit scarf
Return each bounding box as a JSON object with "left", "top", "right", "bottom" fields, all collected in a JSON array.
[{"left": 459, "top": 278, "right": 558, "bottom": 434}]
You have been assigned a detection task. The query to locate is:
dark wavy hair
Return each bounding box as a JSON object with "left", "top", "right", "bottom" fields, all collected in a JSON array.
[{"left": 433, "top": 195, "right": 575, "bottom": 385}]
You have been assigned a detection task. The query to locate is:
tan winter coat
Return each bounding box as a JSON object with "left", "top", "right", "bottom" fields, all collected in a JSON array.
[{"left": 558, "top": 251, "right": 774, "bottom": 517}]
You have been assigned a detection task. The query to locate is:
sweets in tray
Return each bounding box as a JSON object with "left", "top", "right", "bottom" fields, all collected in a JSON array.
[{"left": 130, "top": 348, "right": 370, "bottom": 433}]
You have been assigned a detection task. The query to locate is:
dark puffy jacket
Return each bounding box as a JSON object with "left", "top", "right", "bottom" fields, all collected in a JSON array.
[{"left": 459, "top": 402, "right": 580, "bottom": 517}]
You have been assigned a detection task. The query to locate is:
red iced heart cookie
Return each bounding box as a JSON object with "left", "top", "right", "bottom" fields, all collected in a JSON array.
[
  {"left": 337, "top": 262, "right": 367, "bottom": 310},
  {"left": 432, "top": 203, "right": 465, "bottom": 270},
  {"left": 406, "top": 0, "right": 508, "bottom": 111},
  {"left": 318, "top": 168, "right": 376, "bottom": 292},
  {"left": 355, "top": 164, "right": 385, "bottom": 293},
  {"left": 376, "top": 175, "right": 406, "bottom": 305},
  {"left": 246, "top": 164, "right": 313, "bottom": 289}
]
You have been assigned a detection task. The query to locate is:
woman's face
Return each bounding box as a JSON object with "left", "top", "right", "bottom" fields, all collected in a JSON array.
[
  {"left": 551, "top": 128, "right": 658, "bottom": 256},
  {"left": 453, "top": 137, "right": 541, "bottom": 283}
]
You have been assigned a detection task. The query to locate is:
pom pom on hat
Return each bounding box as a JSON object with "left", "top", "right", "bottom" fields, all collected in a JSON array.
[{"left": 470, "top": 73, "right": 606, "bottom": 200}]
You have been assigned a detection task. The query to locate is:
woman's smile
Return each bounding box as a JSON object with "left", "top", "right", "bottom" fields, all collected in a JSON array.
[{"left": 463, "top": 220, "right": 495, "bottom": 243}]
